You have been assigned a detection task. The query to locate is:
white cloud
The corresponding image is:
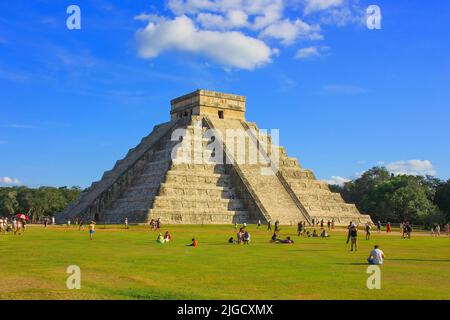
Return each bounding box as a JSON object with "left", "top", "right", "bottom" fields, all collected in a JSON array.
[
  {"left": 326, "top": 175, "right": 350, "bottom": 186},
  {"left": 260, "top": 18, "right": 322, "bottom": 45},
  {"left": 197, "top": 10, "right": 248, "bottom": 29},
  {"left": 133, "top": 0, "right": 365, "bottom": 69},
  {"left": 303, "top": 0, "right": 344, "bottom": 14},
  {"left": 295, "top": 45, "right": 329, "bottom": 59},
  {"left": 136, "top": 16, "right": 274, "bottom": 70},
  {"left": 167, "top": 0, "right": 284, "bottom": 30},
  {"left": 0, "top": 177, "right": 21, "bottom": 185},
  {"left": 386, "top": 160, "right": 437, "bottom": 176}
]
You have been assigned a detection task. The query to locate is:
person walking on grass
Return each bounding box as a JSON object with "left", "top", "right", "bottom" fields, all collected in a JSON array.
[
  {"left": 297, "top": 221, "right": 303, "bottom": 236},
  {"left": 376, "top": 221, "right": 381, "bottom": 233},
  {"left": 257, "top": 220, "right": 261, "bottom": 229},
  {"left": 403, "top": 222, "right": 412, "bottom": 239},
  {"left": 124, "top": 217, "right": 129, "bottom": 229},
  {"left": 349, "top": 225, "right": 358, "bottom": 251},
  {"left": 346, "top": 221, "right": 353, "bottom": 244},
  {"left": 274, "top": 220, "right": 279, "bottom": 232},
  {"left": 434, "top": 224, "right": 440, "bottom": 236},
  {"left": 89, "top": 221, "right": 96, "bottom": 240},
  {"left": 267, "top": 220, "right": 272, "bottom": 231},
  {"left": 365, "top": 222, "right": 371, "bottom": 240},
  {"left": 386, "top": 222, "right": 391, "bottom": 233},
  {"left": 367, "top": 245, "right": 385, "bottom": 265}
]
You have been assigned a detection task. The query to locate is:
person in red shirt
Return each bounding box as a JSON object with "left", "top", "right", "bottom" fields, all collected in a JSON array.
[
  {"left": 386, "top": 222, "right": 391, "bottom": 233},
  {"left": 187, "top": 238, "right": 198, "bottom": 247}
]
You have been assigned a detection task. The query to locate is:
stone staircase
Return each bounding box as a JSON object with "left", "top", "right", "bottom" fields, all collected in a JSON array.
[
  {"left": 60, "top": 121, "right": 176, "bottom": 224},
  {"left": 276, "top": 144, "right": 372, "bottom": 224},
  {"left": 207, "top": 117, "right": 310, "bottom": 225},
  {"left": 148, "top": 120, "right": 251, "bottom": 224}
]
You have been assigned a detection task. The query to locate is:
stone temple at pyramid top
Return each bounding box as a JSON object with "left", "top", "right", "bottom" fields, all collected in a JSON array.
[{"left": 171, "top": 89, "right": 246, "bottom": 121}]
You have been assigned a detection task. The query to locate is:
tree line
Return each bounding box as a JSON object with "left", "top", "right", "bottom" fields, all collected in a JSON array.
[
  {"left": 0, "top": 186, "right": 81, "bottom": 222},
  {"left": 330, "top": 167, "right": 450, "bottom": 225},
  {"left": 1, "top": 168, "right": 449, "bottom": 226}
]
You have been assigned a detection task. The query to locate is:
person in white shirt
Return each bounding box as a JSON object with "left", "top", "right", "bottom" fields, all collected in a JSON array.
[{"left": 368, "top": 245, "right": 385, "bottom": 265}]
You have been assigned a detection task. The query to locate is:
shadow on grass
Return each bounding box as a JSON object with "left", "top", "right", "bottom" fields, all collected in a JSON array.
[
  {"left": 388, "top": 258, "right": 450, "bottom": 262},
  {"left": 335, "top": 263, "right": 369, "bottom": 266},
  {"left": 336, "top": 258, "right": 450, "bottom": 266}
]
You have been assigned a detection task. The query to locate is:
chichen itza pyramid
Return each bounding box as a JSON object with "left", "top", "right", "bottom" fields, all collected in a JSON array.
[{"left": 62, "top": 90, "right": 371, "bottom": 225}]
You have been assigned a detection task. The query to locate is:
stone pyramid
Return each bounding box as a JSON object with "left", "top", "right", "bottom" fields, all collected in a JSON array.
[{"left": 62, "top": 90, "right": 372, "bottom": 225}]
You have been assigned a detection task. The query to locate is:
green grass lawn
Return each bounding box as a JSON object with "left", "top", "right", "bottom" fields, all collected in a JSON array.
[{"left": 0, "top": 224, "right": 449, "bottom": 300}]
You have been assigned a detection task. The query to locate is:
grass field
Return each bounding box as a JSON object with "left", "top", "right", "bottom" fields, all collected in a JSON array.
[{"left": 0, "top": 224, "right": 449, "bottom": 300}]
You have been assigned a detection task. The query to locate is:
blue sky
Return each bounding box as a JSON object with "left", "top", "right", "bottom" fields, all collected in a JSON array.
[{"left": 0, "top": 0, "right": 449, "bottom": 188}]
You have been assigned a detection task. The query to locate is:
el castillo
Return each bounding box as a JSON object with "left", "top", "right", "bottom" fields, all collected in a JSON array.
[{"left": 61, "top": 90, "right": 372, "bottom": 226}]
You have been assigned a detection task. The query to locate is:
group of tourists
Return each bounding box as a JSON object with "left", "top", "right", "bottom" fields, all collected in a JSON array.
[
  {"left": 149, "top": 218, "right": 162, "bottom": 231},
  {"left": 229, "top": 227, "right": 251, "bottom": 244},
  {"left": 270, "top": 231, "right": 294, "bottom": 244},
  {"left": 311, "top": 218, "right": 335, "bottom": 230},
  {"left": 0, "top": 215, "right": 28, "bottom": 235},
  {"left": 430, "top": 223, "right": 450, "bottom": 236},
  {"left": 265, "top": 220, "right": 280, "bottom": 232},
  {"left": 42, "top": 216, "right": 56, "bottom": 227},
  {"left": 401, "top": 221, "right": 413, "bottom": 239},
  {"left": 156, "top": 231, "right": 173, "bottom": 244},
  {"left": 65, "top": 217, "right": 88, "bottom": 230}
]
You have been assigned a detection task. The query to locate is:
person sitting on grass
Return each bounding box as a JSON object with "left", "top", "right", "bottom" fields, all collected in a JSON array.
[
  {"left": 278, "top": 236, "right": 294, "bottom": 244},
  {"left": 312, "top": 229, "right": 318, "bottom": 237},
  {"left": 306, "top": 230, "right": 311, "bottom": 237},
  {"left": 228, "top": 237, "right": 237, "bottom": 244},
  {"left": 367, "top": 245, "right": 385, "bottom": 265},
  {"left": 270, "top": 232, "right": 278, "bottom": 243},
  {"left": 164, "top": 231, "right": 172, "bottom": 242},
  {"left": 186, "top": 238, "right": 198, "bottom": 247},
  {"left": 320, "top": 229, "right": 329, "bottom": 238},
  {"left": 156, "top": 233, "right": 165, "bottom": 244}
]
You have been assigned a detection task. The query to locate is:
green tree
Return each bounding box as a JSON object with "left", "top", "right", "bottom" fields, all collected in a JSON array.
[
  {"left": 0, "top": 188, "right": 19, "bottom": 216},
  {"left": 435, "top": 179, "right": 450, "bottom": 221}
]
